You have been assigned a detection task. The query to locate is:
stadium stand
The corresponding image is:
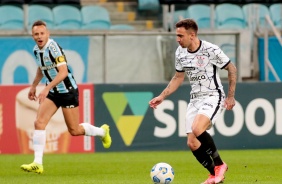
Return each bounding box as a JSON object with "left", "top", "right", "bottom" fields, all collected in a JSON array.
[
  {"left": 269, "top": 3, "right": 282, "bottom": 28},
  {"left": 81, "top": 5, "right": 111, "bottom": 30},
  {"left": 187, "top": 4, "right": 213, "bottom": 29},
  {"left": 215, "top": 3, "right": 247, "bottom": 29},
  {"left": 138, "top": 0, "right": 160, "bottom": 10},
  {"left": 216, "top": 0, "right": 243, "bottom": 3},
  {"left": 28, "top": 5, "right": 54, "bottom": 30},
  {"left": 0, "top": 5, "right": 24, "bottom": 30},
  {"left": 172, "top": 10, "right": 187, "bottom": 25},
  {"left": 53, "top": 5, "right": 82, "bottom": 29},
  {"left": 186, "top": 0, "right": 215, "bottom": 3},
  {"left": 242, "top": 3, "right": 270, "bottom": 30},
  {"left": 0, "top": 0, "right": 25, "bottom": 4},
  {"left": 110, "top": 24, "right": 135, "bottom": 30},
  {"left": 28, "top": 0, "right": 54, "bottom": 4},
  {"left": 54, "top": 0, "right": 80, "bottom": 4}
]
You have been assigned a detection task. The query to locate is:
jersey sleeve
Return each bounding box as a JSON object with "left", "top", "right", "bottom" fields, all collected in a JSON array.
[
  {"left": 48, "top": 41, "right": 67, "bottom": 67},
  {"left": 209, "top": 43, "right": 231, "bottom": 69},
  {"left": 175, "top": 47, "right": 184, "bottom": 72}
]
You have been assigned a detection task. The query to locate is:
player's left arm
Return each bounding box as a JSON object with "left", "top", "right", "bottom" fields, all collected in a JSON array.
[{"left": 224, "top": 62, "right": 237, "bottom": 110}]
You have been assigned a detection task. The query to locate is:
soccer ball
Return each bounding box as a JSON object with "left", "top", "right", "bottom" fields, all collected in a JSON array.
[{"left": 150, "top": 162, "right": 175, "bottom": 184}]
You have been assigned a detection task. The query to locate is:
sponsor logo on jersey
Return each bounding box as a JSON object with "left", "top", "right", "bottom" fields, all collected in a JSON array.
[
  {"left": 40, "top": 63, "right": 57, "bottom": 70},
  {"left": 203, "top": 102, "right": 213, "bottom": 108},
  {"left": 49, "top": 42, "right": 59, "bottom": 56},
  {"left": 189, "top": 75, "right": 206, "bottom": 81},
  {"left": 183, "top": 67, "right": 195, "bottom": 71}
]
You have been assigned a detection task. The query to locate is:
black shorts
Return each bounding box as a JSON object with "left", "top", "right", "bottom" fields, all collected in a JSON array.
[{"left": 47, "top": 88, "right": 79, "bottom": 108}]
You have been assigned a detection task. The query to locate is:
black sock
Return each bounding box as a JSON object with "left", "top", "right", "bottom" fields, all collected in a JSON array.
[
  {"left": 192, "top": 144, "right": 215, "bottom": 175},
  {"left": 197, "top": 131, "right": 223, "bottom": 166}
]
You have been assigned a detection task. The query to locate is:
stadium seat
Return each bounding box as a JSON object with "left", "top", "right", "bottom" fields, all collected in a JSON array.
[
  {"left": 0, "top": 5, "right": 24, "bottom": 30},
  {"left": 81, "top": 5, "right": 111, "bottom": 30},
  {"left": 138, "top": 0, "right": 160, "bottom": 11},
  {"left": 172, "top": 10, "right": 187, "bottom": 25},
  {"left": 269, "top": 3, "right": 282, "bottom": 28},
  {"left": 215, "top": 3, "right": 247, "bottom": 29},
  {"left": 53, "top": 5, "right": 82, "bottom": 30},
  {"left": 242, "top": 3, "right": 270, "bottom": 30},
  {"left": 187, "top": 4, "right": 213, "bottom": 29},
  {"left": 28, "top": 5, "right": 54, "bottom": 29}
]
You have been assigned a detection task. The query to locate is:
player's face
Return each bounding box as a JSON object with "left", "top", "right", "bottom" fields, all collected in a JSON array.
[
  {"left": 176, "top": 27, "right": 194, "bottom": 48},
  {"left": 32, "top": 25, "right": 50, "bottom": 49}
]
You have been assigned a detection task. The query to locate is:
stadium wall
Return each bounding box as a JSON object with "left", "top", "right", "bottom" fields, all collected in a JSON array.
[
  {"left": 1, "top": 83, "right": 282, "bottom": 154},
  {"left": 0, "top": 32, "right": 252, "bottom": 84}
]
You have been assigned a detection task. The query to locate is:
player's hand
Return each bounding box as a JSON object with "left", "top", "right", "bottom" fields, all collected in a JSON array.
[
  {"left": 38, "top": 88, "right": 49, "bottom": 104},
  {"left": 28, "top": 87, "right": 37, "bottom": 101},
  {"left": 149, "top": 96, "right": 164, "bottom": 109},
  {"left": 224, "top": 97, "right": 235, "bottom": 110}
]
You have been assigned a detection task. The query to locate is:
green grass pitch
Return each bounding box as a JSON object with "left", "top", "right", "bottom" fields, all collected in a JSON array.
[{"left": 0, "top": 149, "right": 282, "bottom": 184}]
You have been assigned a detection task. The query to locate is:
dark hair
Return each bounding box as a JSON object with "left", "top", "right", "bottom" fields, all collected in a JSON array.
[
  {"left": 32, "top": 20, "right": 47, "bottom": 29},
  {"left": 175, "top": 19, "right": 198, "bottom": 33}
]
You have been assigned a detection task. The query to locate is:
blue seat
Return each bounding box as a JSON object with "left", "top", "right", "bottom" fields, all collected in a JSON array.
[
  {"left": 138, "top": 0, "right": 160, "bottom": 11},
  {"left": 215, "top": 3, "right": 247, "bottom": 29},
  {"left": 81, "top": 5, "right": 111, "bottom": 30},
  {"left": 269, "top": 3, "right": 282, "bottom": 28},
  {"left": 187, "top": 4, "right": 212, "bottom": 29},
  {"left": 0, "top": 5, "right": 23, "bottom": 30},
  {"left": 172, "top": 10, "right": 187, "bottom": 25},
  {"left": 28, "top": 5, "right": 54, "bottom": 30},
  {"left": 53, "top": 5, "right": 82, "bottom": 30},
  {"left": 242, "top": 4, "right": 270, "bottom": 29}
]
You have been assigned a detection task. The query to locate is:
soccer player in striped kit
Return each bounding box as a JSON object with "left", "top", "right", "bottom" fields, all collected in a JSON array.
[
  {"left": 21, "top": 20, "right": 112, "bottom": 174},
  {"left": 149, "top": 19, "right": 237, "bottom": 184}
]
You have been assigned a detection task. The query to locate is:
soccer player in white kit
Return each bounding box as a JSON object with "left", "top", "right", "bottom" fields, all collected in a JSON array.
[{"left": 149, "top": 19, "right": 237, "bottom": 184}]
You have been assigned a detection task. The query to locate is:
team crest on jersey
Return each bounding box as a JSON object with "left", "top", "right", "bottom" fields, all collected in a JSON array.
[
  {"left": 196, "top": 56, "right": 208, "bottom": 67},
  {"left": 43, "top": 56, "right": 49, "bottom": 62}
]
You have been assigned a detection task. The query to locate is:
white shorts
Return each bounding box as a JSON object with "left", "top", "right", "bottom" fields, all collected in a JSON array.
[{"left": 185, "top": 94, "right": 225, "bottom": 134}]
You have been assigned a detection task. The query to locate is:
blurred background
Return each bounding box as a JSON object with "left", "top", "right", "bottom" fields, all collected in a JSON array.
[{"left": 0, "top": 0, "right": 282, "bottom": 154}]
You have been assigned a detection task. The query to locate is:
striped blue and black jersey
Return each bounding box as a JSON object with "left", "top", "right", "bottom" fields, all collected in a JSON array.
[{"left": 33, "top": 38, "right": 77, "bottom": 93}]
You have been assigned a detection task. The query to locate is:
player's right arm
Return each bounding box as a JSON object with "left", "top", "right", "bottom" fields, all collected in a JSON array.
[
  {"left": 149, "top": 71, "right": 185, "bottom": 109},
  {"left": 28, "top": 67, "right": 43, "bottom": 101}
]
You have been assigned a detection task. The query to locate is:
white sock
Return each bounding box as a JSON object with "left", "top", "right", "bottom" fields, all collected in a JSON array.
[
  {"left": 33, "top": 130, "right": 46, "bottom": 165},
  {"left": 80, "top": 123, "right": 105, "bottom": 137}
]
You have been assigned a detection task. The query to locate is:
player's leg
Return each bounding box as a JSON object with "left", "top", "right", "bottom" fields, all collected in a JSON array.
[
  {"left": 62, "top": 107, "right": 112, "bottom": 148},
  {"left": 195, "top": 126, "right": 227, "bottom": 184},
  {"left": 21, "top": 98, "right": 58, "bottom": 174},
  {"left": 195, "top": 96, "right": 228, "bottom": 183},
  {"left": 188, "top": 133, "right": 215, "bottom": 184},
  {"left": 186, "top": 101, "right": 215, "bottom": 184}
]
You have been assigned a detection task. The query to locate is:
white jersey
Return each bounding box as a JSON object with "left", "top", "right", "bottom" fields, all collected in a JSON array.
[{"left": 175, "top": 40, "right": 230, "bottom": 96}]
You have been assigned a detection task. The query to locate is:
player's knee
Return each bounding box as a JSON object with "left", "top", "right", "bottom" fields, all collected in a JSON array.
[
  {"left": 34, "top": 119, "right": 47, "bottom": 130},
  {"left": 187, "top": 137, "right": 199, "bottom": 150}
]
